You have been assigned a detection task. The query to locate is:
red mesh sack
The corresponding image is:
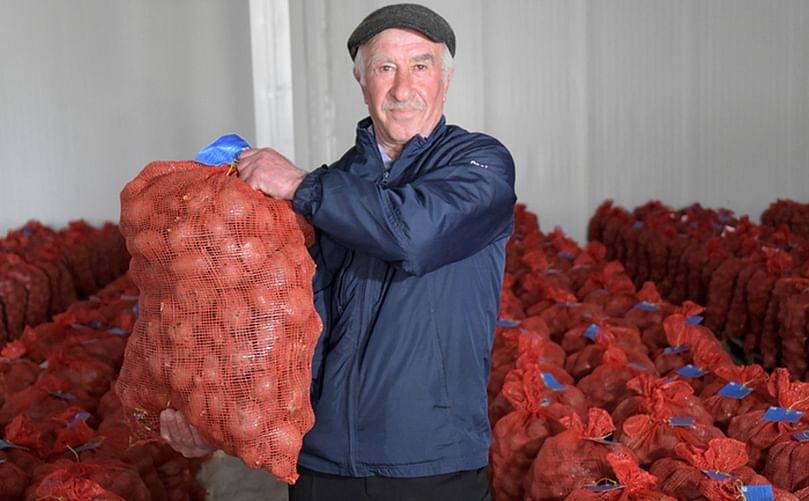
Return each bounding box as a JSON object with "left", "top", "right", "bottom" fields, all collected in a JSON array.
[
  {"left": 699, "top": 364, "right": 771, "bottom": 430},
  {"left": 0, "top": 271, "right": 27, "bottom": 340},
  {"left": 576, "top": 261, "right": 630, "bottom": 299},
  {"left": 652, "top": 438, "right": 785, "bottom": 501},
  {"left": 567, "top": 242, "right": 607, "bottom": 292},
  {"left": 780, "top": 291, "right": 809, "bottom": 380},
  {"left": 724, "top": 258, "right": 760, "bottom": 343},
  {"left": 115, "top": 161, "right": 322, "bottom": 483},
  {"left": 58, "top": 327, "right": 128, "bottom": 373},
  {"left": 489, "top": 362, "right": 580, "bottom": 427},
  {"left": 534, "top": 287, "right": 603, "bottom": 339},
  {"left": 576, "top": 345, "right": 653, "bottom": 413},
  {"left": 518, "top": 316, "right": 567, "bottom": 367},
  {"left": 561, "top": 319, "right": 644, "bottom": 358},
  {"left": 490, "top": 327, "right": 566, "bottom": 412},
  {"left": 499, "top": 284, "right": 525, "bottom": 320},
  {"left": 587, "top": 200, "right": 613, "bottom": 243},
  {"left": 617, "top": 399, "right": 726, "bottom": 467},
  {"left": 727, "top": 368, "right": 809, "bottom": 470},
  {"left": 0, "top": 373, "right": 96, "bottom": 430},
  {"left": 488, "top": 317, "right": 557, "bottom": 402},
  {"left": 4, "top": 414, "right": 51, "bottom": 458},
  {"left": 489, "top": 363, "right": 568, "bottom": 501},
  {"left": 763, "top": 277, "right": 809, "bottom": 369},
  {"left": 43, "top": 348, "right": 116, "bottom": 398},
  {"left": 0, "top": 342, "right": 40, "bottom": 408},
  {"left": 26, "top": 458, "right": 150, "bottom": 501},
  {"left": 525, "top": 408, "right": 638, "bottom": 501},
  {"left": 744, "top": 267, "right": 775, "bottom": 357},
  {"left": 0, "top": 253, "right": 50, "bottom": 330},
  {"left": 564, "top": 451, "right": 675, "bottom": 501},
  {"left": 763, "top": 428, "right": 809, "bottom": 493},
  {"left": 623, "top": 282, "right": 672, "bottom": 332},
  {"left": 666, "top": 339, "right": 734, "bottom": 397},
  {"left": 653, "top": 301, "right": 711, "bottom": 373},
  {"left": 0, "top": 452, "right": 29, "bottom": 499},
  {"left": 565, "top": 324, "right": 654, "bottom": 381},
  {"left": 611, "top": 374, "right": 714, "bottom": 431},
  {"left": 705, "top": 256, "right": 744, "bottom": 334}
]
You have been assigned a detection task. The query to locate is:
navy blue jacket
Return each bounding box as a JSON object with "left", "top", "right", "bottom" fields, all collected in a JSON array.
[{"left": 291, "top": 116, "right": 516, "bottom": 477}]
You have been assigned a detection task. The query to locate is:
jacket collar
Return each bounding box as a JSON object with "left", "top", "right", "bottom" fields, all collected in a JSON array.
[{"left": 355, "top": 116, "right": 448, "bottom": 161}]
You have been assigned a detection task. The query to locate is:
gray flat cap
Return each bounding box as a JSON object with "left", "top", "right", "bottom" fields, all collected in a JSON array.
[{"left": 347, "top": 3, "right": 455, "bottom": 60}]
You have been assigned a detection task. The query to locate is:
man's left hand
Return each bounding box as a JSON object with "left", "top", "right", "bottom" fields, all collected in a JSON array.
[{"left": 237, "top": 148, "right": 308, "bottom": 200}]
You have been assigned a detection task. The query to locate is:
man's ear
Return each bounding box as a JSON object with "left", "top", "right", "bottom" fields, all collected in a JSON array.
[
  {"left": 354, "top": 68, "right": 370, "bottom": 105},
  {"left": 443, "top": 69, "right": 454, "bottom": 101}
]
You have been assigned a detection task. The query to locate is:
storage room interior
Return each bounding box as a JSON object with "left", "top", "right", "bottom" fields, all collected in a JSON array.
[{"left": 1, "top": 0, "right": 808, "bottom": 500}]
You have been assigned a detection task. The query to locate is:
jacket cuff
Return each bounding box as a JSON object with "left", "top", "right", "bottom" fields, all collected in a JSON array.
[{"left": 292, "top": 166, "right": 328, "bottom": 218}]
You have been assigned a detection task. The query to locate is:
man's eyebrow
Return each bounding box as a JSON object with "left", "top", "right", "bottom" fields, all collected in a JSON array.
[
  {"left": 367, "top": 55, "right": 395, "bottom": 66},
  {"left": 411, "top": 53, "right": 435, "bottom": 63}
]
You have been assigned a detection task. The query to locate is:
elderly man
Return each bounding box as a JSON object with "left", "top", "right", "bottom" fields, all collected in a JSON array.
[{"left": 162, "top": 4, "right": 515, "bottom": 500}]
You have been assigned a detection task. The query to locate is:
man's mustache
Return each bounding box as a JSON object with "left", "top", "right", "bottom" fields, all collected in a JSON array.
[{"left": 383, "top": 100, "right": 425, "bottom": 112}]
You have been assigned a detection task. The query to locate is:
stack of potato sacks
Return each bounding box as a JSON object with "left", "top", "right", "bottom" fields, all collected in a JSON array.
[
  {"left": 0, "top": 226, "right": 205, "bottom": 500},
  {"left": 589, "top": 200, "right": 809, "bottom": 381},
  {"left": 489, "top": 204, "right": 809, "bottom": 501}
]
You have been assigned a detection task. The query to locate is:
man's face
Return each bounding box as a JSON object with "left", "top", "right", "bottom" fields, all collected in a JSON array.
[{"left": 356, "top": 28, "right": 452, "bottom": 155}]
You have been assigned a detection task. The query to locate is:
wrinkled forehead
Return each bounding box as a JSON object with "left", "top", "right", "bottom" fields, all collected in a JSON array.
[{"left": 360, "top": 27, "right": 444, "bottom": 60}]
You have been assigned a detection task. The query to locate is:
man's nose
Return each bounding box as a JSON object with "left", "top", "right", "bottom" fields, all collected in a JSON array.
[{"left": 390, "top": 69, "right": 412, "bottom": 102}]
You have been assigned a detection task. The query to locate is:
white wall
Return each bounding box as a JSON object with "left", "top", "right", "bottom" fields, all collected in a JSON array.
[
  {"left": 0, "top": 1, "right": 255, "bottom": 234},
  {"left": 287, "top": 0, "right": 809, "bottom": 243},
  {"left": 2, "top": 2, "right": 807, "bottom": 243}
]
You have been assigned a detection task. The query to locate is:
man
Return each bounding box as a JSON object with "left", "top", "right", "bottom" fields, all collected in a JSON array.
[{"left": 161, "top": 4, "right": 516, "bottom": 500}]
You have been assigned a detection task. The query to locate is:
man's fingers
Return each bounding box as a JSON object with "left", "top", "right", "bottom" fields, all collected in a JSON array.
[
  {"left": 161, "top": 409, "right": 193, "bottom": 450},
  {"left": 159, "top": 409, "right": 179, "bottom": 443},
  {"left": 159, "top": 408, "right": 215, "bottom": 458}
]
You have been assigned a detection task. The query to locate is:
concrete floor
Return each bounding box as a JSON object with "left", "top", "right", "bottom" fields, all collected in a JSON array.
[{"left": 199, "top": 451, "right": 289, "bottom": 501}]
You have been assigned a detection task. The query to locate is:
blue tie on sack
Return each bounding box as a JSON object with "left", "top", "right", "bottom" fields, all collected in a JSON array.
[{"left": 195, "top": 134, "right": 252, "bottom": 166}]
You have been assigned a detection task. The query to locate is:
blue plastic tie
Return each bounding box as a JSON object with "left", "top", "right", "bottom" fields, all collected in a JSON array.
[{"left": 195, "top": 134, "right": 251, "bottom": 166}]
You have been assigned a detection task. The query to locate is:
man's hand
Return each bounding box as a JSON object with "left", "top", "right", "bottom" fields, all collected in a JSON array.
[
  {"left": 237, "top": 148, "right": 308, "bottom": 200},
  {"left": 160, "top": 408, "right": 216, "bottom": 458}
]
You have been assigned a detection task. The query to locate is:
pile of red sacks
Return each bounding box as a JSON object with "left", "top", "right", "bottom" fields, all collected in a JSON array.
[
  {"left": 0, "top": 274, "right": 205, "bottom": 499},
  {"left": 762, "top": 200, "right": 809, "bottom": 240},
  {"left": 588, "top": 200, "right": 809, "bottom": 380},
  {"left": 0, "top": 220, "right": 130, "bottom": 345},
  {"left": 489, "top": 204, "right": 809, "bottom": 500}
]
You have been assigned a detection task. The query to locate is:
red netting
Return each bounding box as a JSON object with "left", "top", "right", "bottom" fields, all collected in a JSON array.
[
  {"left": 763, "top": 430, "right": 809, "bottom": 493},
  {"left": 489, "top": 362, "right": 568, "bottom": 501},
  {"left": 652, "top": 438, "right": 798, "bottom": 501},
  {"left": 576, "top": 346, "right": 651, "bottom": 413},
  {"left": 699, "top": 364, "right": 770, "bottom": 430},
  {"left": 0, "top": 373, "right": 96, "bottom": 430},
  {"left": 489, "top": 362, "right": 580, "bottom": 427},
  {"left": 564, "top": 451, "right": 676, "bottom": 501},
  {"left": 0, "top": 453, "right": 29, "bottom": 499},
  {"left": 0, "top": 344, "right": 40, "bottom": 408},
  {"left": 525, "top": 408, "right": 637, "bottom": 501},
  {"left": 26, "top": 458, "right": 150, "bottom": 501},
  {"left": 611, "top": 374, "right": 714, "bottom": 431},
  {"left": 727, "top": 368, "right": 809, "bottom": 470},
  {"left": 564, "top": 324, "right": 654, "bottom": 382},
  {"left": 617, "top": 409, "right": 726, "bottom": 467},
  {"left": 115, "top": 161, "right": 322, "bottom": 483}
]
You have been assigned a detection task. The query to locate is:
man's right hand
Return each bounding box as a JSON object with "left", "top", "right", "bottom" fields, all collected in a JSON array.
[
  {"left": 237, "top": 148, "right": 308, "bottom": 201},
  {"left": 159, "top": 408, "right": 216, "bottom": 458}
]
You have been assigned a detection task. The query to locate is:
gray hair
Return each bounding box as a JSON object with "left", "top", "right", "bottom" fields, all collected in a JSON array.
[{"left": 354, "top": 43, "right": 454, "bottom": 87}]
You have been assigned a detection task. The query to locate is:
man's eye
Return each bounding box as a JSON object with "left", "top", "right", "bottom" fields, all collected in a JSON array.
[
  {"left": 380, "top": 65, "right": 394, "bottom": 72},
  {"left": 414, "top": 64, "right": 428, "bottom": 71}
]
